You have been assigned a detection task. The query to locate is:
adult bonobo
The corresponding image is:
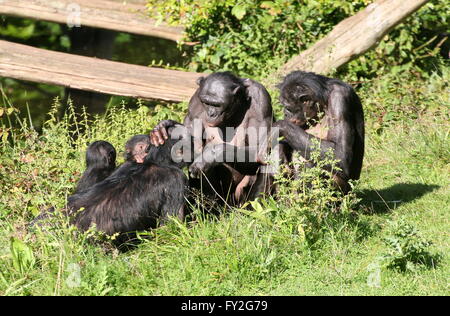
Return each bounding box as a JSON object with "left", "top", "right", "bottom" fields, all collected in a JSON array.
[
  {"left": 275, "top": 71, "right": 365, "bottom": 193},
  {"left": 151, "top": 72, "right": 274, "bottom": 206}
]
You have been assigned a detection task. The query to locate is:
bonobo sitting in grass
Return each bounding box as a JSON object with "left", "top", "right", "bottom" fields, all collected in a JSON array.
[
  {"left": 275, "top": 71, "right": 365, "bottom": 194},
  {"left": 150, "top": 72, "right": 274, "bottom": 206},
  {"left": 74, "top": 140, "right": 117, "bottom": 193}
]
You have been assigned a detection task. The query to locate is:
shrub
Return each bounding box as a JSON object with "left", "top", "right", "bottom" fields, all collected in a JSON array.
[
  {"left": 147, "top": 0, "right": 448, "bottom": 79},
  {"left": 382, "top": 219, "right": 440, "bottom": 272}
]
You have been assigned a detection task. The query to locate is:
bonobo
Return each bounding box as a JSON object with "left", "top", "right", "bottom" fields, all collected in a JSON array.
[
  {"left": 125, "top": 134, "right": 151, "bottom": 163},
  {"left": 74, "top": 140, "right": 116, "bottom": 193},
  {"left": 275, "top": 71, "right": 365, "bottom": 193},
  {"left": 67, "top": 129, "right": 190, "bottom": 245},
  {"left": 150, "top": 72, "right": 274, "bottom": 206}
]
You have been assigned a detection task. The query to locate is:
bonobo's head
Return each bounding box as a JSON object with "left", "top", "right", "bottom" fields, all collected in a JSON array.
[
  {"left": 278, "top": 71, "right": 327, "bottom": 128},
  {"left": 197, "top": 72, "right": 247, "bottom": 127},
  {"left": 125, "top": 135, "right": 151, "bottom": 163},
  {"left": 86, "top": 141, "right": 116, "bottom": 170},
  {"left": 145, "top": 125, "right": 193, "bottom": 168}
]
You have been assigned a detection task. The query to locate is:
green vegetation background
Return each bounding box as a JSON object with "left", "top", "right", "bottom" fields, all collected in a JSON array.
[{"left": 0, "top": 0, "right": 448, "bottom": 295}]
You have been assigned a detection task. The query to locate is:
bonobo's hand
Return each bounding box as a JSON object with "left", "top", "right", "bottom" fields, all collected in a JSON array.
[
  {"left": 150, "top": 120, "right": 179, "bottom": 146},
  {"left": 273, "top": 120, "right": 288, "bottom": 136},
  {"left": 188, "top": 145, "right": 222, "bottom": 178}
]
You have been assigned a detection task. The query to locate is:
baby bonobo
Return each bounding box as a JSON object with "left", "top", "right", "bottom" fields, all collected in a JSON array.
[
  {"left": 74, "top": 140, "right": 116, "bottom": 193},
  {"left": 66, "top": 127, "right": 191, "bottom": 246},
  {"left": 30, "top": 140, "right": 116, "bottom": 228}
]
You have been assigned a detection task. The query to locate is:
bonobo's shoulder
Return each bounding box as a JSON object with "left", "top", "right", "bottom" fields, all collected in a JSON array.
[
  {"left": 241, "top": 78, "right": 265, "bottom": 90},
  {"left": 242, "top": 78, "right": 273, "bottom": 119},
  {"left": 329, "top": 79, "right": 355, "bottom": 94}
]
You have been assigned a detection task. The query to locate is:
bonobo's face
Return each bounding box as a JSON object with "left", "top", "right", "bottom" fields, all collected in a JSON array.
[
  {"left": 125, "top": 135, "right": 151, "bottom": 163},
  {"left": 198, "top": 75, "right": 243, "bottom": 127},
  {"left": 279, "top": 84, "right": 322, "bottom": 128}
]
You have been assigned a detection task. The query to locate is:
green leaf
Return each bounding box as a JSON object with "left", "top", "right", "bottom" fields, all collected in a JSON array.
[
  {"left": 10, "top": 237, "right": 35, "bottom": 274},
  {"left": 232, "top": 5, "right": 247, "bottom": 20}
]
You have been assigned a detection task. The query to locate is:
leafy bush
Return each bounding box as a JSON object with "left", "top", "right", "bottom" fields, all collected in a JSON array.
[
  {"left": 148, "top": 0, "right": 448, "bottom": 79},
  {"left": 0, "top": 98, "right": 187, "bottom": 220},
  {"left": 246, "top": 140, "right": 362, "bottom": 247},
  {"left": 382, "top": 219, "right": 440, "bottom": 272}
]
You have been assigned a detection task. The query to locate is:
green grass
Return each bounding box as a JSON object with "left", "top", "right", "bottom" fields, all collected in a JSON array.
[{"left": 0, "top": 70, "right": 448, "bottom": 296}]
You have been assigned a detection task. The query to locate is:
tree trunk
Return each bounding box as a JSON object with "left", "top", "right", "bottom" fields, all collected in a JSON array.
[{"left": 279, "top": 0, "right": 429, "bottom": 76}]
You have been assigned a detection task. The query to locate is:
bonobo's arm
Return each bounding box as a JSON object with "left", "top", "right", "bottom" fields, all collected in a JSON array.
[
  {"left": 277, "top": 84, "right": 354, "bottom": 180},
  {"left": 190, "top": 79, "right": 273, "bottom": 177},
  {"left": 189, "top": 143, "right": 262, "bottom": 178}
]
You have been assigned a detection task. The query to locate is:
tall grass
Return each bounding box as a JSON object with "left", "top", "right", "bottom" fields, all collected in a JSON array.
[{"left": 0, "top": 70, "right": 448, "bottom": 295}]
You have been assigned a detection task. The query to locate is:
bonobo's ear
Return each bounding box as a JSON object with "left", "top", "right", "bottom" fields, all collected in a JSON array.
[
  {"left": 196, "top": 77, "right": 205, "bottom": 86},
  {"left": 242, "top": 78, "right": 250, "bottom": 87},
  {"left": 231, "top": 84, "right": 242, "bottom": 95}
]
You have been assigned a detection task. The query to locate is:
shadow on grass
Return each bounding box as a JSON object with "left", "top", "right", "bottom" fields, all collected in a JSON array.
[{"left": 358, "top": 183, "right": 440, "bottom": 214}]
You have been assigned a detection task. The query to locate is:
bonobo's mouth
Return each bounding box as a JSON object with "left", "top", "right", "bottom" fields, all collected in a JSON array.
[{"left": 206, "top": 112, "right": 226, "bottom": 127}]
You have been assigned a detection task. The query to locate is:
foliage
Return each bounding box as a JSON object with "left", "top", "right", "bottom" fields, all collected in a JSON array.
[
  {"left": 382, "top": 219, "right": 440, "bottom": 272},
  {"left": 147, "top": 0, "right": 449, "bottom": 79},
  {"left": 266, "top": 140, "right": 362, "bottom": 247},
  {"left": 359, "top": 64, "right": 449, "bottom": 133},
  {"left": 0, "top": 70, "right": 448, "bottom": 295}
]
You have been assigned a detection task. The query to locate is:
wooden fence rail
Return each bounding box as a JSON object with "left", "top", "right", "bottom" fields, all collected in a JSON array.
[{"left": 0, "top": 40, "right": 204, "bottom": 102}]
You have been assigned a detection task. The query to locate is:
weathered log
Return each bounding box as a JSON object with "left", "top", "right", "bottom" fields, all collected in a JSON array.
[
  {"left": 279, "top": 0, "right": 429, "bottom": 76},
  {"left": 0, "top": 40, "right": 204, "bottom": 102},
  {"left": 0, "top": 0, "right": 184, "bottom": 42}
]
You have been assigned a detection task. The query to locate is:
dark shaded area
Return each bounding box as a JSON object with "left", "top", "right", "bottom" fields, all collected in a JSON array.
[
  {"left": 64, "top": 27, "right": 117, "bottom": 116},
  {"left": 358, "top": 183, "right": 440, "bottom": 214},
  {"left": 0, "top": 17, "right": 190, "bottom": 131}
]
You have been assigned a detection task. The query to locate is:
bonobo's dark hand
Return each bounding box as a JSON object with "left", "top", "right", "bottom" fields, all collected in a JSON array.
[
  {"left": 273, "top": 120, "right": 287, "bottom": 136},
  {"left": 150, "top": 120, "right": 179, "bottom": 146},
  {"left": 188, "top": 145, "right": 222, "bottom": 178}
]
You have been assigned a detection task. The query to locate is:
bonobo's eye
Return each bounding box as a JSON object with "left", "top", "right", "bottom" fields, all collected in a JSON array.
[
  {"left": 284, "top": 107, "right": 295, "bottom": 117},
  {"left": 204, "top": 101, "right": 221, "bottom": 108},
  {"left": 299, "top": 95, "right": 309, "bottom": 103}
]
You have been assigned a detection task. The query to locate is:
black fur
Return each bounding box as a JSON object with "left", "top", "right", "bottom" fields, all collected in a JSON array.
[
  {"left": 276, "top": 71, "right": 365, "bottom": 193},
  {"left": 66, "top": 134, "right": 189, "bottom": 246},
  {"left": 75, "top": 140, "right": 116, "bottom": 193}
]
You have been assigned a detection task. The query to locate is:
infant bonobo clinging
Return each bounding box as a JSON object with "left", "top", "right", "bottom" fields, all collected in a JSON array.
[
  {"left": 66, "top": 126, "right": 192, "bottom": 246},
  {"left": 75, "top": 140, "right": 116, "bottom": 193}
]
